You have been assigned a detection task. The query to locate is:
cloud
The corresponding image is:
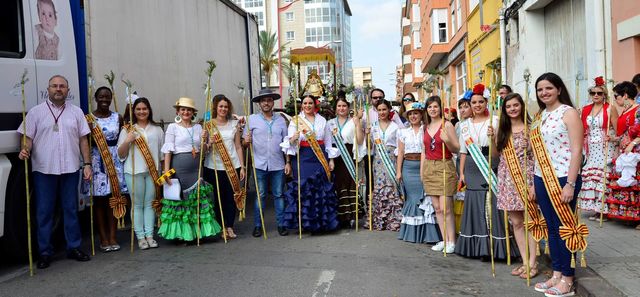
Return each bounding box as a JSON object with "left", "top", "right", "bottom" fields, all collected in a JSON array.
[{"left": 350, "top": 0, "right": 401, "bottom": 41}]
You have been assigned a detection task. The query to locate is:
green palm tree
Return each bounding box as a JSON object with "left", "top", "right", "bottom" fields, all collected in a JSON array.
[{"left": 259, "top": 30, "right": 288, "bottom": 88}]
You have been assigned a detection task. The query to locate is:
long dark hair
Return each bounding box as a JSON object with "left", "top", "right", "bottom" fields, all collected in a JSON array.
[
  {"left": 131, "top": 97, "right": 157, "bottom": 125},
  {"left": 535, "top": 72, "right": 574, "bottom": 111},
  {"left": 424, "top": 95, "right": 442, "bottom": 125},
  {"left": 333, "top": 97, "right": 350, "bottom": 113},
  {"left": 496, "top": 93, "right": 530, "bottom": 152}
]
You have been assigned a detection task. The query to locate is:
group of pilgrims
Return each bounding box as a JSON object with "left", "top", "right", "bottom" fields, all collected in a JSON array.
[{"left": 37, "top": 70, "right": 640, "bottom": 297}]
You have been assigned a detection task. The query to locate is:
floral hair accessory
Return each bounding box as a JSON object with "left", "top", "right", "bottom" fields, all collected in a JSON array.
[
  {"left": 594, "top": 76, "right": 605, "bottom": 87},
  {"left": 411, "top": 102, "right": 424, "bottom": 109},
  {"left": 473, "top": 83, "right": 491, "bottom": 99}
]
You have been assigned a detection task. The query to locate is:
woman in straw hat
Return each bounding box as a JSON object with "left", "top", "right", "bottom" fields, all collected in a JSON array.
[
  {"left": 397, "top": 100, "right": 441, "bottom": 244},
  {"left": 158, "top": 97, "right": 222, "bottom": 241}
]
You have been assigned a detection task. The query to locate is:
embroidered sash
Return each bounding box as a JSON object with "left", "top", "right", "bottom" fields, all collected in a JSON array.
[
  {"left": 123, "top": 124, "right": 163, "bottom": 214},
  {"left": 372, "top": 122, "right": 402, "bottom": 195},
  {"left": 296, "top": 116, "right": 331, "bottom": 180},
  {"left": 86, "top": 114, "right": 127, "bottom": 225},
  {"left": 503, "top": 137, "right": 548, "bottom": 242},
  {"left": 530, "top": 114, "right": 589, "bottom": 257},
  {"left": 205, "top": 121, "right": 246, "bottom": 212},
  {"left": 460, "top": 120, "right": 499, "bottom": 195}
]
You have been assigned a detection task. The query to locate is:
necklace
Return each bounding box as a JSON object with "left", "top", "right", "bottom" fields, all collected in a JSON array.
[
  {"left": 47, "top": 101, "right": 66, "bottom": 132},
  {"left": 181, "top": 122, "right": 196, "bottom": 158},
  {"left": 471, "top": 118, "right": 488, "bottom": 142}
]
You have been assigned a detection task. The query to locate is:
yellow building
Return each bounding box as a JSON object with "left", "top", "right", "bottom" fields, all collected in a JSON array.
[{"left": 466, "top": 0, "right": 502, "bottom": 89}]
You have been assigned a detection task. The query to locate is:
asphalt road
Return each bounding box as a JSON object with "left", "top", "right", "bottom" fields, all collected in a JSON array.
[{"left": 0, "top": 207, "right": 553, "bottom": 297}]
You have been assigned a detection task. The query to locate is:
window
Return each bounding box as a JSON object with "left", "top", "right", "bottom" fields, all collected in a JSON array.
[
  {"left": 286, "top": 31, "right": 295, "bottom": 41},
  {"left": 456, "top": 0, "right": 462, "bottom": 30},
  {"left": 414, "top": 59, "right": 423, "bottom": 78},
  {"left": 305, "top": 27, "right": 331, "bottom": 43},
  {"left": 252, "top": 12, "right": 264, "bottom": 26},
  {"left": 0, "top": 0, "right": 25, "bottom": 58},
  {"left": 456, "top": 61, "right": 467, "bottom": 99},
  {"left": 431, "top": 9, "right": 448, "bottom": 44},
  {"left": 245, "top": 0, "right": 263, "bottom": 8},
  {"left": 305, "top": 7, "right": 331, "bottom": 23},
  {"left": 412, "top": 4, "right": 420, "bottom": 22},
  {"left": 413, "top": 31, "right": 421, "bottom": 49},
  {"left": 285, "top": 12, "right": 294, "bottom": 22},
  {"left": 450, "top": 1, "right": 456, "bottom": 35}
]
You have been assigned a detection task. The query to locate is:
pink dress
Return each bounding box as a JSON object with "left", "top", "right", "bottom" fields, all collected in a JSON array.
[{"left": 497, "top": 130, "right": 534, "bottom": 211}]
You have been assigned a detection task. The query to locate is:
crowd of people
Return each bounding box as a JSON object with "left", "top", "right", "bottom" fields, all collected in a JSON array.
[{"left": 18, "top": 72, "right": 640, "bottom": 297}]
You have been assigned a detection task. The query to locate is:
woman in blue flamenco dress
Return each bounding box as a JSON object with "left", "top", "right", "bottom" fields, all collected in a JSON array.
[{"left": 280, "top": 94, "right": 340, "bottom": 233}]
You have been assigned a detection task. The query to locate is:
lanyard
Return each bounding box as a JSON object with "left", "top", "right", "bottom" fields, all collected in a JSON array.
[
  {"left": 47, "top": 101, "right": 66, "bottom": 132},
  {"left": 336, "top": 117, "right": 349, "bottom": 135}
]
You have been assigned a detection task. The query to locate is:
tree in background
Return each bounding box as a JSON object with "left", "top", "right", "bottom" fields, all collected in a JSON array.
[{"left": 259, "top": 30, "right": 288, "bottom": 88}]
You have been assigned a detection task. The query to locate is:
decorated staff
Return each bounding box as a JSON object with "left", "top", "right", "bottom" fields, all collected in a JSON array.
[
  {"left": 17, "top": 70, "right": 34, "bottom": 276},
  {"left": 104, "top": 71, "right": 119, "bottom": 113},
  {"left": 531, "top": 73, "right": 587, "bottom": 297},
  {"left": 365, "top": 94, "right": 374, "bottom": 231},
  {"left": 196, "top": 61, "right": 216, "bottom": 245},
  {"left": 87, "top": 75, "right": 96, "bottom": 256},
  {"left": 122, "top": 77, "right": 135, "bottom": 252}
]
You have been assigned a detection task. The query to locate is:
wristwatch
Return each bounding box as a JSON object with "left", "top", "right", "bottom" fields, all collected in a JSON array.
[{"left": 566, "top": 180, "right": 576, "bottom": 188}]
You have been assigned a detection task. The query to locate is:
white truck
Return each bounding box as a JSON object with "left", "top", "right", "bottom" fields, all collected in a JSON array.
[{"left": 0, "top": 0, "right": 260, "bottom": 260}]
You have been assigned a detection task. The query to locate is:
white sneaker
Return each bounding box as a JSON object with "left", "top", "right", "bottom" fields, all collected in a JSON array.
[
  {"left": 444, "top": 242, "right": 455, "bottom": 254},
  {"left": 431, "top": 241, "right": 445, "bottom": 251}
]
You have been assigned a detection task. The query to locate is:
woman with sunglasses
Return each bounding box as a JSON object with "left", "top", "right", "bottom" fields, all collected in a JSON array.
[
  {"left": 398, "top": 92, "right": 417, "bottom": 125},
  {"left": 578, "top": 77, "right": 614, "bottom": 221},
  {"left": 606, "top": 81, "right": 640, "bottom": 225},
  {"left": 418, "top": 96, "right": 459, "bottom": 251}
]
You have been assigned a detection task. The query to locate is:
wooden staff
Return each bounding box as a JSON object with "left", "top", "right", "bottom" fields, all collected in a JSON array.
[
  {"left": 240, "top": 84, "right": 267, "bottom": 239},
  {"left": 104, "top": 71, "right": 119, "bottom": 114},
  {"left": 18, "top": 70, "right": 34, "bottom": 276},
  {"left": 196, "top": 61, "right": 216, "bottom": 245},
  {"left": 439, "top": 78, "right": 448, "bottom": 257},
  {"left": 523, "top": 68, "right": 532, "bottom": 285},
  {"left": 487, "top": 73, "right": 496, "bottom": 277},
  {"left": 87, "top": 75, "right": 96, "bottom": 256},
  {"left": 366, "top": 95, "right": 373, "bottom": 231},
  {"left": 294, "top": 83, "right": 302, "bottom": 239},
  {"left": 354, "top": 91, "right": 361, "bottom": 232},
  {"left": 122, "top": 77, "right": 135, "bottom": 253}
]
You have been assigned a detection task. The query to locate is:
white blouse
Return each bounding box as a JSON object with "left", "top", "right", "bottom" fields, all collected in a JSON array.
[
  {"left": 327, "top": 117, "right": 367, "bottom": 162},
  {"left": 397, "top": 125, "right": 424, "bottom": 154},
  {"left": 161, "top": 123, "right": 203, "bottom": 154},
  {"left": 204, "top": 120, "right": 242, "bottom": 170},
  {"left": 371, "top": 121, "right": 399, "bottom": 148},
  {"left": 458, "top": 116, "right": 498, "bottom": 154},
  {"left": 117, "top": 124, "right": 164, "bottom": 175},
  {"left": 281, "top": 113, "right": 339, "bottom": 158}
]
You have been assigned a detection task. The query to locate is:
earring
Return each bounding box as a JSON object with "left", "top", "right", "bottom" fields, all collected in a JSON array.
[
  {"left": 191, "top": 115, "right": 197, "bottom": 122},
  {"left": 174, "top": 115, "right": 182, "bottom": 123}
]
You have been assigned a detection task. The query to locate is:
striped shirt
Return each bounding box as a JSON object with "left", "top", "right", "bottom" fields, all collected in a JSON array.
[{"left": 17, "top": 100, "right": 90, "bottom": 175}]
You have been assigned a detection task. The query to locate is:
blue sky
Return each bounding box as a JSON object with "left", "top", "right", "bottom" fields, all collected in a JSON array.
[{"left": 350, "top": 0, "right": 402, "bottom": 98}]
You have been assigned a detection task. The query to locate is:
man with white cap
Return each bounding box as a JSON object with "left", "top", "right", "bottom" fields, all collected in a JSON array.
[{"left": 243, "top": 89, "right": 291, "bottom": 237}]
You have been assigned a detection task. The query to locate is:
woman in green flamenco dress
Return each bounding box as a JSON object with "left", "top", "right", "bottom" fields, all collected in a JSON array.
[{"left": 158, "top": 97, "right": 222, "bottom": 241}]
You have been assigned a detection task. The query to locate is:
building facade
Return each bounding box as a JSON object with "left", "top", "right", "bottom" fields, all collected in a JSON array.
[
  {"left": 352, "top": 66, "right": 373, "bottom": 87},
  {"left": 232, "top": 0, "right": 352, "bottom": 93},
  {"left": 611, "top": 0, "right": 640, "bottom": 82}
]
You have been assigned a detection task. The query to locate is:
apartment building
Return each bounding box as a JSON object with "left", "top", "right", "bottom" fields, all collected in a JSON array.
[
  {"left": 352, "top": 66, "right": 373, "bottom": 87},
  {"left": 232, "top": 0, "right": 352, "bottom": 91},
  {"left": 611, "top": 1, "right": 640, "bottom": 82}
]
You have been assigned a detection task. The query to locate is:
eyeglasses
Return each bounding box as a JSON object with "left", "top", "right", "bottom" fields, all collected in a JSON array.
[
  {"left": 49, "top": 84, "right": 68, "bottom": 89},
  {"left": 371, "top": 96, "right": 384, "bottom": 100},
  {"left": 589, "top": 91, "right": 604, "bottom": 96}
]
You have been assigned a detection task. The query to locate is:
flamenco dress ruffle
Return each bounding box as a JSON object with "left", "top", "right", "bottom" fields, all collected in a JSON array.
[{"left": 158, "top": 180, "right": 222, "bottom": 241}]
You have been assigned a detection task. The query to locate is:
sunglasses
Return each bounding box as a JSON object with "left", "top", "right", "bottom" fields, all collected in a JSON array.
[
  {"left": 371, "top": 96, "right": 384, "bottom": 100},
  {"left": 589, "top": 91, "right": 604, "bottom": 96},
  {"left": 402, "top": 97, "right": 415, "bottom": 102},
  {"left": 430, "top": 138, "right": 436, "bottom": 151}
]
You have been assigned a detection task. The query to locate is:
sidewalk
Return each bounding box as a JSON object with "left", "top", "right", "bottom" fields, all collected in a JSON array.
[{"left": 574, "top": 214, "right": 640, "bottom": 297}]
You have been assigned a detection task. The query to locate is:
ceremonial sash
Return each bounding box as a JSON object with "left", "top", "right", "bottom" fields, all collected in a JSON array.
[
  {"left": 503, "top": 137, "right": 547, "bottom": 242},
  {"left": 530, "top": 114, "right": 589, "bottom": 259},
  {"left": 460, "top": 120, "right": 499, "bottom": 195},
  {"left": 123, "top": 124, "right": 163, "bottom": 214},
  {"left": 371, "top": 122, "right": 402, "bottom": 194},
  {"left": 296, "top": 116, "right": 331, "bottom": 180},
  {"left": 86, "top": 114, "right": 127, "bottom": 225},
  {"left": 205, "top": 121, "right": 246, "bottom": 212}
]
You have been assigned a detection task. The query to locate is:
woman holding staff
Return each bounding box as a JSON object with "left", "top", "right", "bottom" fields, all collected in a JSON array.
[
  {"left": 530, "top": 73, "right": 586, "bottom": 297},
  {"left": 361, "top": 100, "right": 403, "bottom": 231},
  {"left": 420, "top": 96, "right": 458, "bottom": 250},
  {"left": 578, "top": 77, "right": 613, "bottom": 221},
  {"left": 281, "top": 94, "right": 340, "bottom": 233},
  {"left": 84, "top": 86, "right": 127, "bottom": 252},
  {"left": 490, "top": 93, "right": 540, "bottom": 278},
  {"left": 158, "top": 97, "right": 221, "bottom": 241},
  {"left": 203, "top": 94, "right": 246, "bottom": 239},
  {"left": 328, "top": 97, "right": 366, "bottom": 228},
  {"left": 454, "top": 84, "right": 517, "bottom": 261},
  {"left": 117, "top": 97, "right": 164, "bottom": 249},
  {"left": 396, "top": 99, "right": 442, "bottom": 244}
]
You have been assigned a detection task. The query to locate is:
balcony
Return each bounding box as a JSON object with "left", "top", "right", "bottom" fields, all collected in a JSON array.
[{"left": 422, "top": 43, "right": 448, "bottom": 71}]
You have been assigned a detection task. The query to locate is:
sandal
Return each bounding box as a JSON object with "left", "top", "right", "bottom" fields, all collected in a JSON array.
[
  {"left": 544, "top": 279, "right": 575, "bottom": 297},
  {"left": 535, "top": 276, "right": 560, "bottom": 293},
  {"left": 519, "top": 263, "right": 539, "bottom": 279},
  {"left": 99, "top": 245, "right": 112, "bottom": 253},
  {"left": 511, "top": 265, "right": 525, "bottom": 276},
  {"left": 138, "top": 239, "right": 149, "bottom": 250},
  {"left": 635, "top": 224, "right": 640, "bottom": 230},
  {"left": 226, "top": 228, "right": 237, "bottom": 239}
]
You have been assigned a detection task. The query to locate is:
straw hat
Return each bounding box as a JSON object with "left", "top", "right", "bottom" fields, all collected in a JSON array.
[
  {"left": 403, "top": 102, "right": 425, "bottom": 118},
  {"left": 173, "top": 97, "right": 197, "bottom": 111}
]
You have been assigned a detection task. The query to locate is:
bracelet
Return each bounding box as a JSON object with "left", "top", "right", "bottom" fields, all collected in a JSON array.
[
  {"left": 566, "top": 180, "right": 576, "bottom": 188},
  {"left": 83, "top": 162, "right": 92, "bottom": 166}
]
